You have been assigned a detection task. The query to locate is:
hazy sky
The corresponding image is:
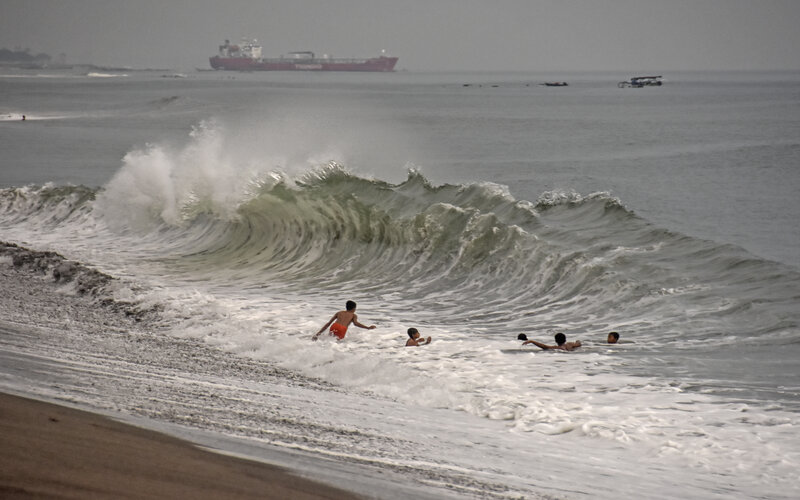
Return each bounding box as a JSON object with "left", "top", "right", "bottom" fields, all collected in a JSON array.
[{"left": 2, "top": 0, "right": 799, "bottom": 72}]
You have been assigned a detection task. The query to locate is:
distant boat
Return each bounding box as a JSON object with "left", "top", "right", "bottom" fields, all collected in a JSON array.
[
  {"left": 541, "top": 82, "right": 568, "bottom": 87},
  {"left": 209, "top": 39, "right": 398, "bottom": 72},
  {"left": 618, "top": 75, "right": 663, "bottom": 88}
]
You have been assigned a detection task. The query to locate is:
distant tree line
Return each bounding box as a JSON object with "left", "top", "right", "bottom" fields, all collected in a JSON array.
[{"left": 0, "top": 47, "right": 52, "bottom": 64}]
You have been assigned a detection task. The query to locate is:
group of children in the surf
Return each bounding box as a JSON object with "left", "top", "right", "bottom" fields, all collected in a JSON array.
[
  {"left": 313, "top": 300, "right": 620, "bottom": 348},
  {"left": 515, "top": 331, "right": 619, "bottom": 350}
]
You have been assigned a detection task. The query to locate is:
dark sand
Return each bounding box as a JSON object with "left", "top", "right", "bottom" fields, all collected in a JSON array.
[{"left": 0, "top": 392, "right": 361, "bottom": 499}]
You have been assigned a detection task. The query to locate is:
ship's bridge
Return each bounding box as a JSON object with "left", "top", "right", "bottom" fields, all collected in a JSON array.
[
  {"left": 219, "top": 38, "right": 262, "bottom": 59},
  {"left": 240, "top": 39, "right": 262, "bottom": 59}
]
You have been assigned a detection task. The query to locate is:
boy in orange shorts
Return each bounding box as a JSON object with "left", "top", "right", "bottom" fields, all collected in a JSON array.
[{"left": 313, "top": 300, "right": 376, "bottom": 341}]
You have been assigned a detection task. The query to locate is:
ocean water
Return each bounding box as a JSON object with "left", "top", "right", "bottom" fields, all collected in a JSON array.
[{"left": 1, "top": 68, "right": 799, "bottom": 499}]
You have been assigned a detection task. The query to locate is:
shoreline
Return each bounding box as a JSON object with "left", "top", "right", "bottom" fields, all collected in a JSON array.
[
  {"left": 0, "top": 242, "right": 376, "bottom": 499},
  {"left": 0, "top": 391, "right": 362, "bottom": 500},
  {"left": 0, "top": 241, "right": 451, "bottom": 500}
]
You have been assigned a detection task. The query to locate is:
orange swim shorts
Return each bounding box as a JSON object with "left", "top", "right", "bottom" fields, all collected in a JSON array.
[{"left": 329, "top": 323, "right": 348, "bottom": 340}]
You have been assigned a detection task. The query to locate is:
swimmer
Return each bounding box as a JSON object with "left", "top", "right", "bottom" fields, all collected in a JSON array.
[
  {"left": 521, "top": 332, "right": 582, "bottom": 351},
  {"left": 607, "top": 331, "right": 620, "bottom": 344},
  {"left": 405, "top": 327, "right": 431, "bottom": 346},
  {"left": 313, "top": 300, "right": 376, "bottom": 341}
]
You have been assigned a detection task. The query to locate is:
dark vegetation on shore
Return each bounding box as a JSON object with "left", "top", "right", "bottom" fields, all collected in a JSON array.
[
  {"left": 0, "top": 46, "right": 149, "bottom": 71},
  {"left": 0, "top": 47, "right": 56, "bottom": 67}
]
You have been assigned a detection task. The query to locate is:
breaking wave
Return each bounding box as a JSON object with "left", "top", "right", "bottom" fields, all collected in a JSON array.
[
  {"left": 2, "top": 161, "right": 797, "bottom": 346},
  {"left": 0, "top": 117, "right": 797, "bottom": 358}
]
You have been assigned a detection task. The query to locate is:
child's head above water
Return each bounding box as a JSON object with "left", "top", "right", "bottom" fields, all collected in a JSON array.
[{"left": 407, "top": 327, "right": 419, "bottom": 339}]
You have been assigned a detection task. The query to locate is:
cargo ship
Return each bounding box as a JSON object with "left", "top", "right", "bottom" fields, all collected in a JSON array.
[{"left": 209, "top": 39, "right": 398, "bottom": 72}]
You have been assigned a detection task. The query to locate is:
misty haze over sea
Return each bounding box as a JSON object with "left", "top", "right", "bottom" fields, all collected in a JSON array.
[{"left": 2, "top": 2, "right": 800, "bottom": 499}]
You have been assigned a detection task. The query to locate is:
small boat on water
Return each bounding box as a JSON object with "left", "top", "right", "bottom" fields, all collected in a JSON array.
[
  {"left": 541, "top": 82, "right": 568, "bottom": 87},
  {"left": 618, "top": 75, "right": 663, "bottom": 88}
]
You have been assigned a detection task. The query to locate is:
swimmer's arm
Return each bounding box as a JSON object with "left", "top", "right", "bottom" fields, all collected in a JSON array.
[
  {"left": 352, "top": 315, "right": 376, "bottom": 330},
  {"left": 313, "top": 314, "right": 337, "bottom": 338},
  {"left": 523, "top": 340, "right": 552, "bottom": 350}
]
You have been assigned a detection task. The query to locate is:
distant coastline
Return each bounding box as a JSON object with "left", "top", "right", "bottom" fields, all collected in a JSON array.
[
  {"left": 0, "top": 47, "right": 55, "bottom": 68},
  {"left": 0, "top": 46, "right": 164, "bottom": 72}
]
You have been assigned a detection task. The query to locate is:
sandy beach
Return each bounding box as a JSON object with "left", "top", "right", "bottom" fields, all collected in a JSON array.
[
  {"left": 0, "top": 244, "right": 364, "bottom": 499},
  {"left": 0, "top": 392, "right": 361, "bottom": 499}
]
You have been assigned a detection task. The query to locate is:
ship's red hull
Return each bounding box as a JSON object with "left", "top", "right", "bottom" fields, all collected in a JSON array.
[{"left": 209, "top": 55, "right": 398, "bottom": 72}]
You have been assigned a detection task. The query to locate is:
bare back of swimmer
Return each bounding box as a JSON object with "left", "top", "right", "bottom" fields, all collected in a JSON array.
[
  {"left": 520, "top": 332, "right": 582, "bottom": 351},
  {"left": 313, "top": 300, "right": 376, "bottom": 341}
]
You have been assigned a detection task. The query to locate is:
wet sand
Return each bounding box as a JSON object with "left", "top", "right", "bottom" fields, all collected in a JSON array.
[
  {"left": 0, "top": 243, "right": 363, "bottom": 499},
  {"left": 0, "top": 391, "right": 361, "bottom": 499}
]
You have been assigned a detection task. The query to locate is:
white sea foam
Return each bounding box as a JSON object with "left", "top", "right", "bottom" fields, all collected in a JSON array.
[
  {"left": 0, "top": 112, "right": 74, "bottom": 121},
  {"left": 86, "top": 72, "right": 128, "bottom": 78}
]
